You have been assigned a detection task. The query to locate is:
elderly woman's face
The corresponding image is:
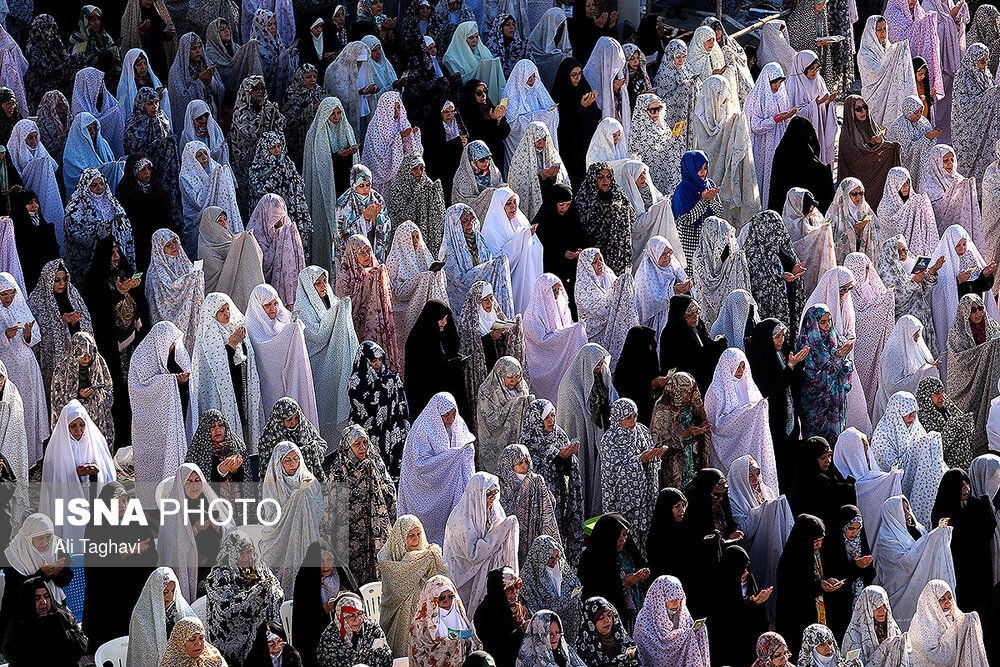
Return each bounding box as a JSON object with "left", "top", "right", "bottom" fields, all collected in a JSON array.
[
  {"left": 657, "top": 247, "right": 673, "bottom": 267},
  {"left": 68, "top": 417, "right": 86, "bottom": 440},
  {"left": 543, "top": 411, "right": 555, "bottom": 432},
  {"left": 350, "top": 435, "right": 368, "bottom": 460},
  {"left": 0, "top": 289, "right": 14, "bottom": 308},
  {"left": 281, "top": 449, "right": 300, "bottom": 475},
  {"left": 481, "top": 293, "right": 494, "bottom": 313},
  {"left": 184, "top": 471, "right": 203, "bottom": 498},
  {"left": 931, "top": 387, "right": 946, "bottom": 407},
  {"left": 943, "top": 152, "right": 955, "bottom": 172},
  {"left": 873, "top": 604, "right": 888, "bottom": 622},
  {"left": 467, "top": 32, "right": 480, "bottom": 49},
  {"left": 210, "top": 420, "right": 226, "bottom": 443},
  {"left": 344, "top": 607, "right": 365, "bottom": 632},
  {"left": 956, "top": 237, "right": 967, "bottom": 255},
  {"left": 185, "top": 632, "right": 206, "bottom": 659},
  {"left": 89, "top": 176, "right": 107, "bottom": 195},
  {"left": 267, "top": 142, "right": 282, "bottom": 158},
  {"left": 548, "top": 621, "right": 562, "bottom": 650},
  {"left": 685, "top": 303, "right": 700, "bottom": 328},
  {"left": 251, "top": 85, "right": 266, "bottom": 103},
  {"left": 32, "top": 533, "right": 52, "bottom": 552},
  {"left": 262, "top": 298, "right": 279, "bottom": 319},
  {"left": 163, "top": 238, "right": 180, "bottom": 257},
  {"left": 903, "top": 410, "right": 917, "bottom": 427},
  {"left": 504, "top": 195, "right": 518, "bottom": 218},
  {"left": 163, "top": 580, "right": 176, "bottom": 608},
  {"left": 310, "top": 21, "right": 324, "bottom": 37},
  {"left": 703, "top": 36, "right": 715, "bottom": 51},
  {"left": 461, "top": 210, "right": 475, "bottom": 232},
  {"left": 53, "top": 270, "right": 68, "bottom": 293},
  {"left": 24, "top": 131, "right": 38, "bottom": 149},
  {"left": 356, "top": 243, "right": 374, "bottom": 268},
  {"left": 592, "top": 252, "right": 605, "bottom": 276},
  {"left": 438, "top": 588, "right": 455, "bottom": 610},
  {"left": 875, "top": 19, "right": 887, "bottom": 42},
  {"left": 513, "top": 455, "right": 529, "bottom": 473},
  {"left": 406, "top": 525, "right": 423, "bottom": 550},
  {"left": 970, "top": 300, "right": 985, "bottom": 324},
  {"left": 526, "top": 73, "right": 537, "bottom": 87},
  {"left": 597, "top": 168, "right": 612, "bottom": 191},
  {"left": 314, "top": 272, "right": 328, "bottom": 298}
]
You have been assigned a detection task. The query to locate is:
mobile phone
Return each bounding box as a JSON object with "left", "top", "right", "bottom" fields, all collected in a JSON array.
[
  {"left": 846, "top": 650, "right": 861, "bottom": 661},
  {"left": 291, "top": 310, "right": 300, "bottom": 321},
  {"left": 429, "top": 260, "right": 445, "bottom": 272},
  {"left": 692, "top": 618, "right": 707, "bottom": 631},
  {"left": 671, "top": 120, "right": 685, "bottom": 137},
  {"left": 500, "top": 97, "right": 508, "bottom": 106},
  {"left": 131, "top": 272, "right": 143, "bottom": 280}
]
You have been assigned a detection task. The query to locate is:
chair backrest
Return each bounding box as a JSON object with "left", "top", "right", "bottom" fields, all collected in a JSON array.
[
  {"left": 154, "top": 476, "right": 175, "bottom": 506},
  {"left": 95, "top": 636, "right": 129, "bottom": 667},
  {"left": 190, "top": 595, "right": 209, "bottom": 626},
  {"left": 359, "top": 581, "right": 382, "bottom": 623},
  {"left": 392, "top": 658, "right": 410, "bottom": 667},
  {"left": 280, "top": 599, "right": 294, "bottom": 644}
]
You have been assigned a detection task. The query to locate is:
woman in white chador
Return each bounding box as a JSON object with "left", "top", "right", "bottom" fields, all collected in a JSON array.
[
  {"left": 920, "top": 144, "right": 983, "bottom": 247},
  {"left": 191, "top": 292, "right": 263, "bottom": 458},
  {"left": 145, "top": 228, "right": 205, "bottom": 355},
  {"left": 784, "top": 50, "right": 837, "bottom": 166},
  {"left": 909, "top": 579, "right": 988, "bottom": 665},
  {"left": 873, "top": 315, "right": 940, "bottom": 425},
  {"left": 743, "top": 62, "right": 791, "bottom": 209},
  {"left": 615, "top": 160, "right": 678, "bottom": 271},
  {"left": 635, "top": 236, "right": 689, "bottom": 347},
  {"left": 877, "top": 166, "right": 940, "bottom": 257},
  {"left": 585, "top": 117, "right": 629, "bottom": 170},
  {"left": 870, "top": 392, "right": 946, "bottom": 526},
  {"left": 885, "top": 98, "right": 940, "bottom": 187},
  {"left": 442, "top": 471, "right": 519, "bottom": 615},
  {"left": 40, "top": 400, "right": 115, "bottom": 549},
  {"left": 842, "top": 585, "right": 913, "bottom": 667},
  {"left": 386, "top": 220, "right": 448, "bottom": 349},
  {"left": 178, "top": 139, "right": 242, "bottom": 249},
  {"left": 691, "top": 216, "right": 750, "bottom": 328},
  {"left": 802, "top": 265, "right": 873, "bottom": 434},
  {"left": 0, "top": 272, "right": 47, "bottom": 466},
  {"left": 834, "top": 428, "right": 903, "bottom": 552},
  {"left": 875, "top": 496, "right": 956, "bottom": 630},
  {"left": 690, "top": 74, "right": 760, "bottom": 225},
  {"left": 857, "top": 15, "right": 918, "bottom": 127},
  {"left": 0, "top": 359, "right": 29, "bottom": 528},
  {"left": 522, "top": 273, "right": 587, "bottom": 405},
  {"left": 6, "top": 119, "right": 65, "bottom": 237},
  {"left": 259, "top": 441, "right": 324, "bottom": 596},
  {"left": 125, "top": 567, "right": 196, "bottom": 667},
  {"left": 245, "top": 283, "right": 318, "bottom": 423},
  {"left": 582, "top": 37, "right": 629, "bottom": 141},
  {"left": 481, "top": 187, "right": 543, "bottom": 314},
  {"left": 727, "top": 454, "right": 793, "bottom": 612},
  {"left": 180, "top": 99, "right": 228, "bottom": 166},
  {"left": 292, "top": 266, "right": 356, "bottom": 442},
  {"left": 757, "top": 20, "right": 795, "bottom": 74},
  {"left": 781, "top": 187, "right": 836, "bottom": 297},
  {"left": 703, "top": 347, "right": 778, "bottom": 492},
  {"left": 574, "top": 247, "right": 637, "bottom": 370},
  {"left": 930, "top": 224, "right": 1000, "bottom": 355},
  {"left": 500, "top": 59, "right": 558, "bottom": 167},
  {"left": 128, "top": 321, "right": 195, "bottom": 508}
]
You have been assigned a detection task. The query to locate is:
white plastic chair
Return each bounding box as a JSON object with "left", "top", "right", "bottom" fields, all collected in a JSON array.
[
  {"left": 392, "top": 658, "right": 410, "bottom": 667},
  {"left": 94, "top": 636, "right": 129, "bottom": 667},
  {"left": 360, "top": 581, "right": 382, "bottom": 623},
  {"left": 190, "top": 595, "right": 209, "bottom": 626},
  {"left": 280, "top": 599, "right": 294, "bottom": 643},
  {"left": 154, "top": 476, "right": 175, "bottom": 506}
]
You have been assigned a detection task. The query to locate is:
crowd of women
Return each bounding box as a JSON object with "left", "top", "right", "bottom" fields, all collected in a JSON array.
[{"left": 0, "top": 0, "right": 998, "bottom": 665}]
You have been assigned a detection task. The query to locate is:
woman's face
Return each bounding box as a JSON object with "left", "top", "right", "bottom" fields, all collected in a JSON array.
[
  {"left": 939, "top": 591, "right": 953, "bottom": 612},
  {"left": 329, "top": 106, "right": 343, "bottom": 124},
  {"left": 594, "top": 609, "right": 614, "bottom": 635},
  {"left": 684, "top": 304, "right": 700, "bottom": 328},
  {"left": 850, "top": 187, "right": 863, "bottom": 204},
  {"left": 657, "top": 247, "right": 673, "bottom": 267},
  {"left": 960, "top": 480, "right": 971, "bottom": 501},
  {"left": 903, "top": 410, "right": 917, "bottom": 427},
  {"left": 956, "top": 238, "right": 967, "bottom": 256},
  {"left": 773, "top": 329, "right": 785, "bottom": 349},
  {"left": 144, "top": 98, "right": 159, "bottom": 116},
  {"left": 163, "top": 580, "right": 176, "bottom": 608},
  {"left": 853, "top": 100, "right": 868, "bottom": 123},
  {"left": 355, "top": 180, "right": 371, "bottom": 197},
  {"left": 406, "top": 526, "right": 423, "bottom": 550},
  {"left": 196, "top": 148, "right": 210, "bottom": 168},
  {"left": 543, "top": 411, "right": 555, "bottom": 432},
  {"left": 210, "top": 420, "right": 226, "bottom": 443},
  {"left": 503, "top": 18, "right": 516, "bottom": 38},
  {"left": 697, "top": 163, "right": 708, "bottom": 179},
  {"left": 646, "top": 102, "right": 663, "bottom": 123},
  {"left": 442, "top": 104, "right": 456, "bottom": 124},
  {"left": 215, "top": 303, "right": 230, "bottom": 324},
  {"left": 219, "top": 21, "right": 232, "bottom": 41},
  {"left": 185, "top": 632, "right": 206, "bottom": 659},
  {"left": 0, "top": 289, "right": 14, "bottom": 308},
  {"left": 628, "top": 50, "right": 641, "bottom": 69},
  {"left": 503, "top": 195, "right": 518, "bottom": 219},
  {"left": 805, "top": 60, "right": 820, "bottom": 80},
  {"left": 267, "top": 142, "right": 282, "bottom": 158},
  {"left": 34, "top": 588, "right": 51, "bottom": 617},
  {"left": 569, "top": 66, "right": 582, "bottom": 86},
  {"left": 467, "top": 32, "right": 480, "bottom": 49},
  {"left": 89, "top": 177, "right": 107, "bottom": 195},
  {"left": 441, "top": 407, "right": 457, "bottom": 429},
  {"left": 136, "top": 162, "right": 153, "bottom": 183},
  {"left": 190, "top": 41, "right": 203, "bottom": 62},
  {"left": 68, "top": 417, "right": 86, "bottom": 440},
  {"left": 351, "top": 435, "right": 368, "bottom": 460},
  {"left": 816, "top": 641, "right": 834, "bottom": 658},
  {"left": 548, "top": 621, "right": 563, "bottom": 650},
  {"left": 438, "top": 588, "right": 455, "bottom": 610},
  {"left": 474, "top": 156, "right": 491, "bottom": 171},
  {"left": 552, "top": 283, "right": 562, "bottom": 300},
  {"left": 534, "top": 137, "right": 547, "bottom": 150},
  {"left": 513, "top": 456, "right": 529, "bottom": 473},
  {"left": 411, "top": 228, "right": 422, "bottom": 251},
  {"left": 844, "top": 520, "right": 862, "bottom": 541},
  {"left": 281, "top": 449, "right": 300, "bottom": 476},
  {"left": 769, "top": 79, "right": 783, "bottom": 93},
  {"left": 283, "top": 412, "right": 300, "bottom": 429},
  {"left": 734, "top": 360, "right": 745, "bottom": 379},
  {"left": 32, "top": 533, "right": 52, "bottom": 552},
  {"left": 616, "top": 527, "right": 628, "bottom": 552},
  {"left": 556, "top": 201, "right": 571, "bottom": 215},
  {"left": 481, "top": 293, "right": 494, "bottom": 313},
  {"left": 184, "top": 471, "right": 203, "bottom": 499},
  {"left": 267, "top": 633, "right": 285, "bottom": 657},
  {"left": 703, "top": 36, "right": 715, "bottom": 52},
  {"left": 372, "top": 0, "right": 384, "bottom": 13},
  {"left": 875, "top": 19, "right": 887, "bottom": 43},
  {"left": 53, "top": 270, "right": 68, "bottom": 294},
  {"left": 314, "top": 273, "right": 328, "bottom": 298},
  {"left": 597, "top": 168, "right": 612, "bottom": 191},
  {"left": 818, "top": 312, "right": 833, "bottom": 332},
  {"left": 79, "top": 353, "right": 93, "bottom": 367},
  {"left": 897, "top": 241, "right": 908, "bottom": 261},
  {"left": 164, "top": 238, "right": 180, "bottom": 257},
  {"left": 672, "top": 499, "right": 686, "bottom": 522},
  {"left": 931, "top": 387, "right": 947, "bottom": 407},
  {"left": 262, "top": 298, "right": 279, "bottom": 319},
  {"left": 612, "top": 130, "right": 621, "bottom": 145},
  {"left": 978, "top": 54, "right": 990, "bottom": 71},
  {"left": 23, "top": 131, "right": 38, "bottom": 150},
  {"left": 24, "top": 196, "right": 38, "bottom": 214},
  {"left": 674, "top": 52, "right": 686, "bottom": 67},
  {"left": 344, "top": 608, "right": 365, "bottom": 632},
  {"left": 620, "top": 411, "right": 637, "bottom": 429},
  {"left": 748, "top": 464, "right": 761, "bottom": 489},
  {"left": 526, "top": 73, "right": 536, "bottom": 87},
  {"left": 411, "top": 163, "right": 424, "bottom": 182},
  {"left": 969, "top": 299, "right": 986, "bottom": 324},
  {"left": 818, "top": 450, "right": 832, "bottom": 471},
  {"left": 334, "top": 6, "right": 346, "bottom": 25},
  {"left": 319, "top": 550, "right": 335, "bottom": 577},
  {"left": 592, "top": 253, "right": 605, "bottom": 276},
  {"left": 486, "top": 487, "right": 498, "bottom": 507},
  {"left": 419, "top": 4, "right": 432, "bottom": 19},
  {"left": 311, "top": 22, "right": 324, "bottom": 37},
  {"left": 356, "top": 244, "right": 374, "bottom": 268},
  {"left": 943, "top": 152, "right": 955, "bottom": 173},
  {"left": 873, "top": 604, "right": 888, "bottom": 622}
]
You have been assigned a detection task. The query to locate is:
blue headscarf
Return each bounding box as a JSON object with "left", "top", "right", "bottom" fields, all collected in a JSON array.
[
  {"left": 62, "top": 111, "right": 123, "bottom": 191},
  {"left": 671, "top": 150, "right": 709, "bottom": 219}
]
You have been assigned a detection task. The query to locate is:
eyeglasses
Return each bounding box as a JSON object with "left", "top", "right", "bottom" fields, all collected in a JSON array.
[
  {"left": 475, "top": 89, "right": 486, "bottom": 98},
  {"left": 971, "top": 305, "right": 985, "bottom": 313},
  {"left": 267, "top": 639, "right": 285, "bottom": 648},
  {"left": 438, "top": 593, "right": 456, "bottom": 602},
  {"left": 647, "top": 106, "right": 663, "bottom": 113},
  {"left": 839, "top": 284, "right": 854, "bottom": 293}
]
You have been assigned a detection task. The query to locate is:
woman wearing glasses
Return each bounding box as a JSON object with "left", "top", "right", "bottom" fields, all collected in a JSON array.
[
  {"left": 315, "top": 592, "right": 394, "bottom": 667},
  {"left": 410, "top": 575, "right": 480, "bottom": 667}
]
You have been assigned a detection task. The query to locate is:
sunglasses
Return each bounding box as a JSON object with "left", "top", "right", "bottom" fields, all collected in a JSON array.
[
  {"left": 971, "top": 305, "right": 985, "bottom": 313},
  {"left": 475, "top": 89, "right": 486, "bottom": 97},
  {"left": 839, "top": 284, "right": 854, "bottom": 293},
  {"left": 438, "top": 593, "right": 456, "bottom": 602}
]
